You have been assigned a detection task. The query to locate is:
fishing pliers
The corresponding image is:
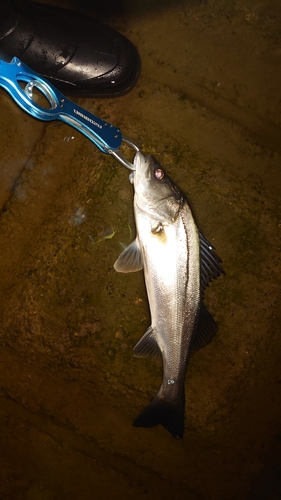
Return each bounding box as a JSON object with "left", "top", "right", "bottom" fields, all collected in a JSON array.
[{"left": 0, "top": 57, "right": 139, "bottom": 170}]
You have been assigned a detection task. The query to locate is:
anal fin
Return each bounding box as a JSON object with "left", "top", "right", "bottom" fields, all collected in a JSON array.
[{"left": 133, "top": 327, "right": 162, "bottom": 359}]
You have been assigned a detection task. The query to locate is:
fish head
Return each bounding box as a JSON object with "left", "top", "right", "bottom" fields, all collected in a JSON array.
[{"left": 131, "top": 152, "right": 184, "bottom": 223}]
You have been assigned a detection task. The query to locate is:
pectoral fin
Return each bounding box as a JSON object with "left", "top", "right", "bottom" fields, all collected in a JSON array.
[{"left": 114, "top": 238, "right": 143, "bottom": 273}]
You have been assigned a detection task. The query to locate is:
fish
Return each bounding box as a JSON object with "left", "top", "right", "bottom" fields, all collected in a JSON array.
[{"left": 114, "top": 152, "right": 225, "bottom": 439}]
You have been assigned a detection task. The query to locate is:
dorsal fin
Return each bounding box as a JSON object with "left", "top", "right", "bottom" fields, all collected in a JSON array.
[
  {"left": 199, "top": 231, "right": 225, "bottom": 295},
  {"left": 191, "top": 302, "right": 218, "bottom": 353}
]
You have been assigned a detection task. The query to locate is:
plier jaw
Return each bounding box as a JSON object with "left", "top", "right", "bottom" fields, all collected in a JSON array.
[{"left": 109, "top": 135, "right": 140, "bottom": 170}]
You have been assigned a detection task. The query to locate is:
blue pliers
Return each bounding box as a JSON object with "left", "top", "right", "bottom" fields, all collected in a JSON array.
[{"left": 0, "top": 57, "right": 139, "bottom": 170}]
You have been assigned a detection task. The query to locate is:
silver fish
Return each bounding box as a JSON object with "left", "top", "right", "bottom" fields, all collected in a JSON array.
[{"left": 114, "top": 152, "right": 224, "bottom": 438}]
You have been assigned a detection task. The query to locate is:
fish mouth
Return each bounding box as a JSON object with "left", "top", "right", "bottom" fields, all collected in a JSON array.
[
  {"left": 133, "top": 151, "right": 151, "bottom": 181},
  {"left": 144, "top": 163, "right": 151, "bottom": 179},
  {"left": 133, "top": 151, "right": 143, "bottom": 169}
]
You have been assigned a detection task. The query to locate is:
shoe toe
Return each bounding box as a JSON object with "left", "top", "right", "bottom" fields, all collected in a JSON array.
[{"left": 0, "top": 2, "right": 140, "bottom": 96}]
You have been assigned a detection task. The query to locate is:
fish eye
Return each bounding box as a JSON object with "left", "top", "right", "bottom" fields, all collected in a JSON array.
[{"left": 154, "top": 168, "right": 165, "bottom": 180}]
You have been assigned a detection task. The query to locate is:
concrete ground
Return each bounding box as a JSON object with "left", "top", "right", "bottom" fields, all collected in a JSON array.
[{"left": 0, "top": 1, "right": 281, "bottom": 499}]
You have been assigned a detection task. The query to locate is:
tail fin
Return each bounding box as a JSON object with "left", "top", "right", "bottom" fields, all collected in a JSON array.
[{"left": 133, "top": 396, "right": 185, "bottom": 439}]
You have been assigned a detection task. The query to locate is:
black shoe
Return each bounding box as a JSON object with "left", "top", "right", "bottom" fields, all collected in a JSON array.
[{"left": 0, "top": 1, "right": 140, "bottom": 96}]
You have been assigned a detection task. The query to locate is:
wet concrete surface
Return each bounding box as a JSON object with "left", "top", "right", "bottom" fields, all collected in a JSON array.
[{"left": 0, "top": 0, "right": 281, "bottom": 499}]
